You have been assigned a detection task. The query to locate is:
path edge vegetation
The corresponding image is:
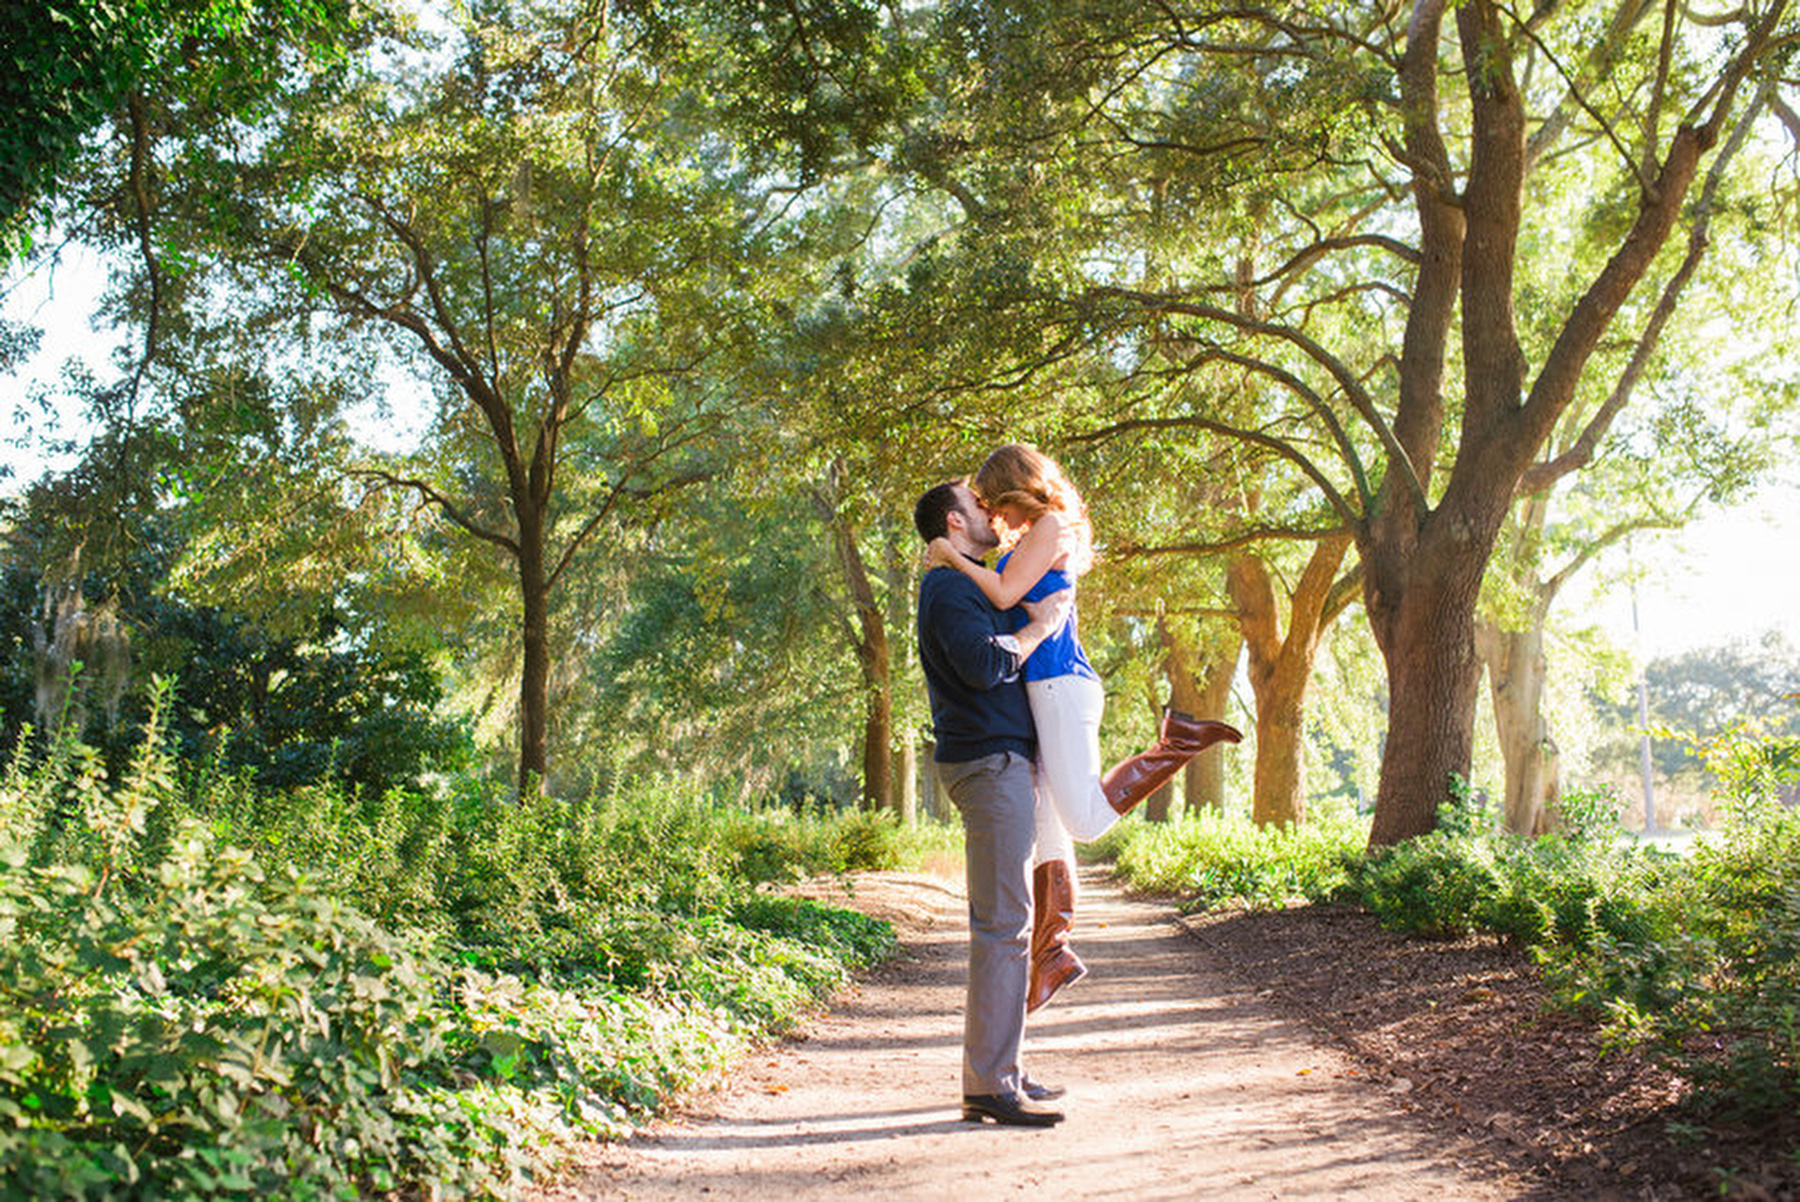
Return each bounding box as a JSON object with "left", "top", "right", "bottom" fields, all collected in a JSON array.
[{"left": 0, "top": 683, "right": 921, "bottom": 1198}]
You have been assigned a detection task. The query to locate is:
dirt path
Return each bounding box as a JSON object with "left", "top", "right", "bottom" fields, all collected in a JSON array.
[{"left": 545, "top": 869, "right": 1524, "bottom": 1200}]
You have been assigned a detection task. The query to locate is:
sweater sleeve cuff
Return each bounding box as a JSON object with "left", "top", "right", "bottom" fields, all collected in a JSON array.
[{"left": 993, "top": 634, "right": 1024, "bottom": 683}]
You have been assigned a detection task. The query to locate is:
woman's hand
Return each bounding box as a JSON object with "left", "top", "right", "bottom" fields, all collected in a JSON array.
[{"left": 924, "top": 537, "right": 959, "bottom": 570}]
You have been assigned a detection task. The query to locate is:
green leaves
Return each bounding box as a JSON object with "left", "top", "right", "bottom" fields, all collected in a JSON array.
[
  {"left": 0, "top": 0, "right": 363, "bottom": 262},
  {"left": 0, "top": 711, "right": 905, "bottom": 1195},
  {"left": 1111, "top": 808, "right": 1367, "bottom": 911}
]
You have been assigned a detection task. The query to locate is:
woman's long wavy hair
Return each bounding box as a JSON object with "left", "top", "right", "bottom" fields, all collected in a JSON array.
[{"left": 970, "top": 443, "right": 1094, "bottom": 577}]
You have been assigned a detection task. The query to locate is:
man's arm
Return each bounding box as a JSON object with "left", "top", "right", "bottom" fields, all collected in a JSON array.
[
  {"left": 1009, "top": 588, "right": 1073, "bottom": 664},
  {"left": 928, "top": 577, "right": 1073, "bottom": 691}
]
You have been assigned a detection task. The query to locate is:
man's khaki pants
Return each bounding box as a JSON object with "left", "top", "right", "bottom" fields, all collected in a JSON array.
[{"left": 937, "top": 750, "right": 1036, "bottom": 1097}]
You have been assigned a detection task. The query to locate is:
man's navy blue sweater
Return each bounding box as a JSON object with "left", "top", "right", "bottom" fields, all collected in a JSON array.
[{"left": 916, "top": 564, "right": 1036, "bottom": 763}]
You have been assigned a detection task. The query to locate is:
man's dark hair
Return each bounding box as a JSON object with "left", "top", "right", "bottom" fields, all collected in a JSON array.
[{"left": 914, "top": 480, "right": 962, "bottom": 543}]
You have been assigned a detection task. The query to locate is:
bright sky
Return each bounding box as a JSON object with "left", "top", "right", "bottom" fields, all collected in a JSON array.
[
  {"left": 1577, "top": 481, "right": 1800, "bottom": 659},
  {"left": 2, "top": 241, "right": 109, "bottom": 485},
  {"left": 1, "top": 243, "right": 433, "bottom": 481},
  {"left": 5, "top": 247, "right": 1798, "bottom": 663}
]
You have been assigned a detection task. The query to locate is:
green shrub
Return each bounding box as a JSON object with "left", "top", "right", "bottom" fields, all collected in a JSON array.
[
  {"left": 1353, "top": 830, "right": 1504, "bottom": 937},
  {"left": 725, "top": 804, "right": 909, "bottom": 885},
  {"left": 1110, "top": 809, "right": 1367, "bottom": 910},
  {"left": 0, "top": 687, "right": 902, "bottom": 1197},
  {"left": 1103, "top": 734, "right": 1800, "bottom": 1128},
  {"left": 731, "top": 893, "right": 898, "bottom": 969},
  {"left": 1524, "top": 721, "right": 1800, "bottom": 1123}
]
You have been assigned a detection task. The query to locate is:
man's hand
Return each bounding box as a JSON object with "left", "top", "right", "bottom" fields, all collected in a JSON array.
[
  {"left": 1013, "top": 586, "right": 1073, "bottom": 664},
  {"left": 1022, "top": 588, "right": 1072, "bottom": 632}
]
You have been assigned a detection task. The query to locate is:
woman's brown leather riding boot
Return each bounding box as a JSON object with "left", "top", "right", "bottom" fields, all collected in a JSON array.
[
  {"left": 1101, "top": 708, "right": 1243, "bottom": 816},
  {"left": 1026, "top": 859, "right": 1086, "bottom": 1013}
]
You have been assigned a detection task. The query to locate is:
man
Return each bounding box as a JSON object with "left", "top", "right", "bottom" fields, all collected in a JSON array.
[{"left": 913, "top": 479, "right": 1072, "bottom": 1128}]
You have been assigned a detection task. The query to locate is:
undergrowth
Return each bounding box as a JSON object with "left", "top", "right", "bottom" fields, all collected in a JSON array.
[
  {"left": 0, "top": 680, "right": 902, "bottom": 1198},
  {"left": 1106, "top": 734, "right": 1800, "bottom": 1128},
  {"left": 1106, "top": 807, "right": 1366, "bottom": 910}
]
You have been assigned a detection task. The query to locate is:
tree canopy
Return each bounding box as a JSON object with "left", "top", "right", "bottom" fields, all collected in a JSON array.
[{"left": 5, "top": 0, "right": 1799, "bottom": 830}]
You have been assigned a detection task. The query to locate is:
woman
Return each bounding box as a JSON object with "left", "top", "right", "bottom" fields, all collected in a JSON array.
[{"left": 927, "top": 443, "right": 1240, "bottom": 1011}]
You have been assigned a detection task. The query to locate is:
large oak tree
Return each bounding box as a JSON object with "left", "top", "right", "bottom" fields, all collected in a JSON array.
[{"left": 883, "top": 0, "right": 1797, "bottom": 842}]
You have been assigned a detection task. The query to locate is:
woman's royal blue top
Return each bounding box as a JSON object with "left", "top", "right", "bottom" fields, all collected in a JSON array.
[{"left": 999, "top": 552, "right": 1099, "bottom": 684}]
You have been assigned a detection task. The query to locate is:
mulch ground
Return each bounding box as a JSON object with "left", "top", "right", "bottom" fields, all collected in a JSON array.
[{"left": 1176, "top": 901, "right": 1799, "bottom": 1200}]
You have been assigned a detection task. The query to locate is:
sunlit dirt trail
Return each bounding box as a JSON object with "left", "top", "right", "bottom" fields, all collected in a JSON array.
[{"left": 541, "top": 869, "right": 1521, "bottom": 1201}]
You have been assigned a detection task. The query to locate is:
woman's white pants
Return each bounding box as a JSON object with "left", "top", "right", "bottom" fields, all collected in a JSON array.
[{"left": 1028, "top": 673, "right": 1120, "bottom": 866}]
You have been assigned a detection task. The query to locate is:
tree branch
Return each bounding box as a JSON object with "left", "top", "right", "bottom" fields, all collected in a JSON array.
[
  {"left": 350, "top": 467, "right": 519, "bottom": 554},
  {"left": 123, "top": 90, "right": 161, "bottom": 411},
  {"left": 1200, "top": 347, "right": 1373, "bottom": 507},
  {"left": 1502, "top": 0, "right": 1657, "bottom": 195},
  {"left": 1521, "top": 10, "right": 1782, "bottom": 451},
  {"left": 1537, "top": 501, "right": 1692, "bottom": 609},
  {"left": 1322, "top": 561, "right": 1366, "bottom": 625},
  {"left": 1519, "top": 0, "right": 1657, "bottom": 174},
  {"left": 1113, "top": 524, "right": 1353, "bottom": 558},
  {"left": 1094, "top": 285, "right": 1426, "bottom": 511},
  {"left": 1072, "top": 409, "right": 1361, "bottom": 527},
  {"left": 1519, "top": 81, "right": 1766, "bottom": 495}
]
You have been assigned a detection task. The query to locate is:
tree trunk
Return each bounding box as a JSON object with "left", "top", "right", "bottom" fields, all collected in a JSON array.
[
  {"left": 894, "top": 726, "right": 918, "bottom": 826},
  {"left": 1186, "top": 654, "right": 1237, "bottom": 813},
  {"left": 1359, "top": 0, "right": 1748, "bottom": 844},
  {"left": 1477, "top": 612, "right": 1558, "bottom": 836},
  {"left": 1364, "top": 516, "right": 1494, "bottom": 845},
  {"left": 517, "top": 502, "right": 551, "bottom": 796},
  {"left": 1475, "top": 491, "right": 1560, "bottom": 837},
  {"left": 1163, "top": 621, "right": 1242, "bottom": 815},
  {"left": 1227, "top": 535, "right": 1356, "bottom": 829},
  {"left": 862, "top": 684, "right": 893, "bottom": 814},
  {"left": 886, "top": 533, "right": 918, "bottom": 825},
  {"left": 1250, "top": 684, "right": 1308, "bottom": 829},
  {"left": 817, "top": 476, "right": 893, "bottom": 812},
  {"left": 1143, "top": 778, "right": 1176, "bottom": 823},
  {"left": 1477, "top": 486, "right": 1655, "bottom": 836},
  {"left": 920, "top": 737, "right": 940, "bottom": 821}
]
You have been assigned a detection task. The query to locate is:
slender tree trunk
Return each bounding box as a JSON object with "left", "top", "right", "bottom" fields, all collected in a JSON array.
[
  {"left": 920, "top": 736, "right": 940, "bottom": 821},
  {"left": 817, "top": 476, "right": 893, "bottom": 812},
  {"left": 886, "top": 535, "right": 918, "bottom": 825},
  {"left": 1164, "top": 622, "right": 1242, "bottom": 815},
  {"left": 1476, "top": 615, "right": 1558, "bottom": 836},
  {"left": 1143, "top": 778, "right": 1176, "bottom": 823},
  {"left": 1186, "top": 654, "right": 1237, "bottom": 813},
  {"left": 517, "top": 501, "right": 551, "bottom": 795},
  {"left": 862, "top": 683, "right": 893, "bottom": 813},
  {"left": 1228, "top": 536, "right": 1356, "bottom": 828},
  {"left": 1139, "top": 675, "right": 1175, "bottom": 822},
  {"left": 894, "top": 727, "right": 918, "bottom": 826}
]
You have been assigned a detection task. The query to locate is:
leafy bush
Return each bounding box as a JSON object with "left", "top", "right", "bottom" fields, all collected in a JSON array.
[
  {"left": 1337, "top": 752, "right": 1800, "bottom": 1125},
  {"left": 0, "top": 686, "right": 901, "bottom": 1197},
  {"left": 1109, "top": 809, "right": 1367, "bottom": 910},
  {"left": 1537, "top": 722, "right": 1800, "bottom": 1123},
  {"left": 1350, "top": 824, "right": 1668, "bottom": 946},
  {"left": 1351, "top": 830, "right": 1505, "bottom": 937}
]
